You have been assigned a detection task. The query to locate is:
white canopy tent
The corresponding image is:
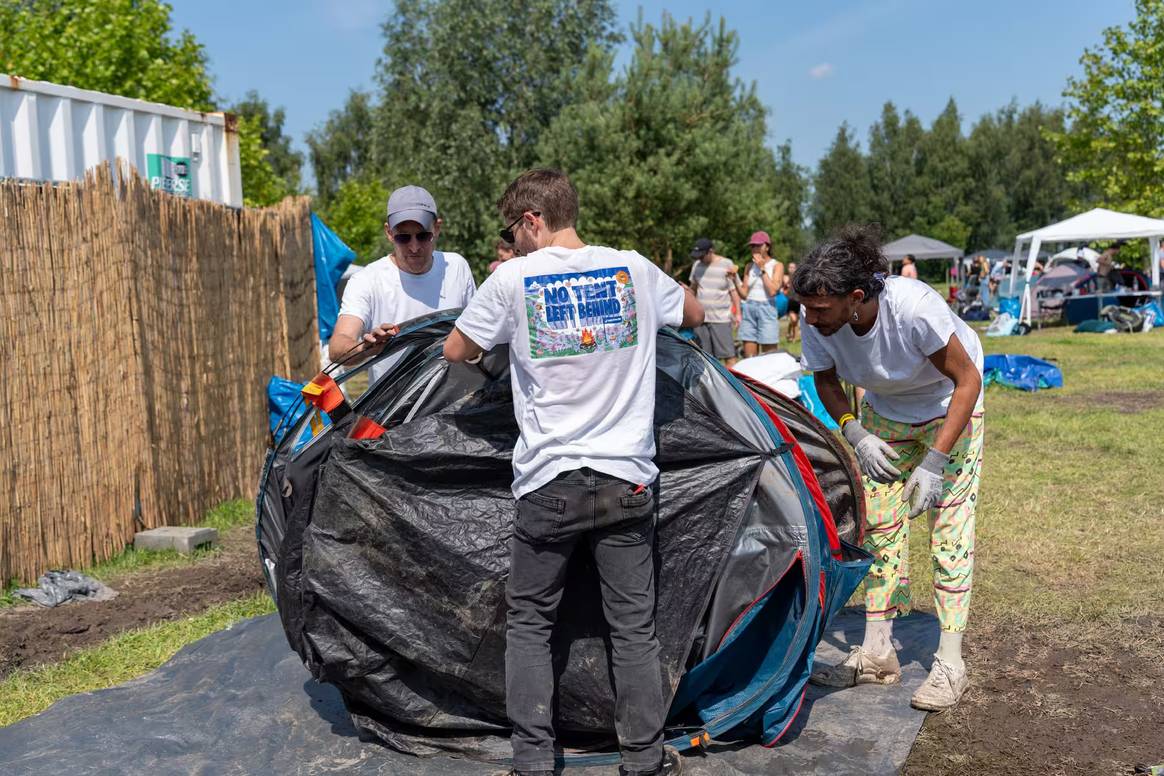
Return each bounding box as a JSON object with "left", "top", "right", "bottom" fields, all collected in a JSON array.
[{"left": 1012, "top": 208, "right": 1164, "bottom": 323}]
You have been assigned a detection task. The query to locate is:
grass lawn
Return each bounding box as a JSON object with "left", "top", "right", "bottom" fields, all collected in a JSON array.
[{"left": 0, "top": 499, "right": 254, "bottom": 608}]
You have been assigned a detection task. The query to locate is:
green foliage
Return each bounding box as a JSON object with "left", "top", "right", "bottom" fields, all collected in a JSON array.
[
  {"left": 811, "top": 123, "right": 873, "bottom": 239},
  {"left": 236, "top": 114, "right": 292, "bottom": 207},
  {"left": 365, "top": 0, "right": 620, "bottom": 276},
  {"left": 816, "top": 97, "right": 1080, "bottom": 252},
  {"left": 229, "top": 91, "right": 304, "bottom": 196},
  {"left": 306, "top": 90, "right": 376, "bottom": 209},
  {"left": 1053, "top": 0, "right": 1164, "bottom": 218},
  {"left": 0, "top": 0, "right": 214, "bottom": 110},
  {"left": 537, "top": 14, "right": 788, "bottom": 274},
  {"left": 318, "top": 175, "right": 392, "bottom": 264}
]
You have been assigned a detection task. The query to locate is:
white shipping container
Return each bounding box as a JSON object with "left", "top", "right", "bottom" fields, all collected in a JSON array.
[{"left": 0, "top": 74, "right": 243, "bottom": 207}]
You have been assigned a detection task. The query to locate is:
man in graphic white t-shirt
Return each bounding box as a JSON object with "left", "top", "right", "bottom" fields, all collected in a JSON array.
[
  {"left": 330, "top": 185, "right": 477, "bottom": 383},
  {"left": 445, "top": 169, "right": 703, "bottom": 776}
]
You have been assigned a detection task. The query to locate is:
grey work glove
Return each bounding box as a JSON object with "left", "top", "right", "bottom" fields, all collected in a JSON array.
[
  {"left": 842, "top": 420, "right": 901, "bottom": 484},
  {"left": 903, "top": 448, "right": 948, "bottom": 519}
]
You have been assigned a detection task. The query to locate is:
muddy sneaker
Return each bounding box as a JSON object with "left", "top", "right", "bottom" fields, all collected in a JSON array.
[
  {"left": 810, "top": 645, "right": 902, "bottom": 687},
  {"left": 910, "top": 657, "right": 968, "bottom": 711}
]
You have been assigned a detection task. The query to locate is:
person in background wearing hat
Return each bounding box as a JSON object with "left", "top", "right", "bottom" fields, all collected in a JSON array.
[
  {"left": 688, "top": 238, "right": 741, "bottom": 366},
  {"left": 329, "top": 185, "right": 477, "bottom": 383},
  {"left": 731, "top": 230, "right": 784, "bottom": 357}
]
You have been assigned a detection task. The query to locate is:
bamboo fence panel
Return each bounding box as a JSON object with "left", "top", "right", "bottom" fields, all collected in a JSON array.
[{"left": 0, "top": 164, "right": 317, "bottom": 584}]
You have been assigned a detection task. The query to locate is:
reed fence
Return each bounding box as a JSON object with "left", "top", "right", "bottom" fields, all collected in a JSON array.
[{"left": 0, "top": 164, "right": 317, "bottom": 584}]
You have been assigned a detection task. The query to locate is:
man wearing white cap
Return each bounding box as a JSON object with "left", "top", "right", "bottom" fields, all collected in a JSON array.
[{"left": 330, "top": 185, "right": 477, "bottom": 382}]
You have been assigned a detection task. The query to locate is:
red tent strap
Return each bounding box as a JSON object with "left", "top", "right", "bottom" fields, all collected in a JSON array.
[{"left": 748, "top": 389, "right": 843, "bottom": 559}]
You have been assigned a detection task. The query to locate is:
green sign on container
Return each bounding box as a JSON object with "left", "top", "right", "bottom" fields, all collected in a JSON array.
[{"left": 146, "top": 153, "right": 194, "bottom": 198}]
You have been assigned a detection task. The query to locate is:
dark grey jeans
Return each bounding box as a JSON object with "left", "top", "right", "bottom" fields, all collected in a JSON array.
[{"left": 506, "top": 467, "right": 664, "bottom": 774}]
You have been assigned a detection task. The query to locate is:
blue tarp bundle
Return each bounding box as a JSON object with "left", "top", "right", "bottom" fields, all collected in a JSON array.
[
  {"left": 983, "top": 354, "right": 1063, "bottom": 392},
  {"left": 311, "top": 214, "right": 356, "bottom": 342}
]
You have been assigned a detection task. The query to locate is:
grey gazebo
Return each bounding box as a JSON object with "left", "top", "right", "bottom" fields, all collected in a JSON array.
[{"left": 882, "top": 234, "right": 963, "bottom": 283}]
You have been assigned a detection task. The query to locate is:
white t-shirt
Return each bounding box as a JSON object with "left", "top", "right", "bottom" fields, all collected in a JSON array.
[
  {"left": 800, "top": 277, "right": 984, "bottom": 423},
  {"left": 742, "top": 260, "right": 779, "bottom": 302},
  {"left": 338, "top": 251, "right": 476, "bottom": 383},
  {"left": 454, "top": 245, "right": 686, "bottom": 498}
]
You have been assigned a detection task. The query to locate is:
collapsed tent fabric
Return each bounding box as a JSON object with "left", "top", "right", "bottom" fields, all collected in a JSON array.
[
  {"left": 256, "top": 312, "right": 871, "bottom": 765},
  {"left": 982, "top": 354, "right": 1063, "bottom": 392}
]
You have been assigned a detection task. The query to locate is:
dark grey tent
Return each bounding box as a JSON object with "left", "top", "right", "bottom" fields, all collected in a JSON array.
[{"left": 256, "top": 312, "right": 871, "bottom": 767}]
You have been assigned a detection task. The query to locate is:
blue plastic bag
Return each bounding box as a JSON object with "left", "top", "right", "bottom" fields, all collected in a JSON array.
[
  {"left": 998, "top": 297, "right": 1022, "bottom": 319},
  {"left": 982, "top": 354, "right": 1063, "bottom": 392},
  {"left": 796, "top": 374, "right": 839, "bottom": 430}
]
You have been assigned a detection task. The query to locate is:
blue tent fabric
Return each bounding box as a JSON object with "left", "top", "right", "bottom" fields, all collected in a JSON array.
[
  {"left": 267, "top": 376, "right": 330, "bottom": 445},
  {"left": 983, "top": 354, "right": 1063, "bottom": 392},
  {"left": 797, "top": 374, "right": 840, "bottom": 430},
  {"left": 311, "top": 214, "right": 356, "bottom": 342}
]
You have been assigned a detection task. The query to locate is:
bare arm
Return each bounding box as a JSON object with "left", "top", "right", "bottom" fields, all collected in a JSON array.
[
  {"left": 328, "top": 315, "right": 367, "bottom": 364},
  {"left": 328, "top": 314, "right": 397, "bottom": 368},
  {"left": 813, "top": 367, "right": 852, "bottom": 426},
  {"left": 443, "top": 326, "right": 485, "bottom": 363},
  {"left": 680, "top": 285, "right": 705, "bottom": 328},
  {"left": 761, "top": 262, "right": 783, "bottom": 298},
  {"left": 925, "top": 335, "right": 982, "bottom": 453}
]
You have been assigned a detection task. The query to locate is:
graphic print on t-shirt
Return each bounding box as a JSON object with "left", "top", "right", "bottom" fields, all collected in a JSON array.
[{"left": 524, "top": 267, "right": 638, "bottom": 359}]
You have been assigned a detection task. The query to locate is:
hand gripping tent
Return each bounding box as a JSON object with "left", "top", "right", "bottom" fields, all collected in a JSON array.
[{"left": 256, "top": 311, "right": 872, "bottom": 765}]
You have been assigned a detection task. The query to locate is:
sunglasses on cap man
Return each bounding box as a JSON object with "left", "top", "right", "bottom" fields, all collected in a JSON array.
[{"left": 391, "top": 230, "right": 434, "bottom": 245}]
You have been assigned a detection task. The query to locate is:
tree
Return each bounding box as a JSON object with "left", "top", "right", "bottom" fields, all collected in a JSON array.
[
  {"left": 306, "top": 91, "right": 377, "bottom": 209},
  {"left": 770, "top": 141, "right": 811, "bottom": 261},
  {"left": 0, "top": 0, "right": 214, "bottom": 110},
  {"left": 1053, "top": 0, "right": 1164, "bottom": 217},
  {"left": 866, "top": 102, "right": 925, "bottom": 241},
  {"left": 910, "top": 99, "right": 974, "bottom": 250},
  {"left": 229, "top": 91, "right": 304, "bottom": 196},
  {"left": 536, "top": 14, "right": 787, "bottom": 274},
  {"left": 368, "top": 0, "right": 621, "bottom": 273},
  {"left": 318, "top": 176, "right": 392, "bottom": 264},
  {"left": 811, "top": 123, "right": 873, "bottom": 239},
  {"left": 0, "top": 0, "right": 293, "bottom": 208}
]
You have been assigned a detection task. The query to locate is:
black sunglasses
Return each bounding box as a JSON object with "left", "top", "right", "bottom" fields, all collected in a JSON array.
[
  {"left": 499, "top": 211, "right": 540, "bottom": 243},
  {"left": 392, "top": 230, "right": 434, "bottom": 245}
]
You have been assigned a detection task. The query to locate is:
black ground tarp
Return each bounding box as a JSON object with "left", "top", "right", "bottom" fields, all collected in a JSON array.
[{"left": 0, "top": 609, "right": 934, "bottom": 775}]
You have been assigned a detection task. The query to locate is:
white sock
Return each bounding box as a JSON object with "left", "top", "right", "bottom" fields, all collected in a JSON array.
[
  {"left": 936, "top": 631, "right": 964, "bottom": 669},
  {"left": 862, "top": 620, "right": 894, "bottom": 657}
]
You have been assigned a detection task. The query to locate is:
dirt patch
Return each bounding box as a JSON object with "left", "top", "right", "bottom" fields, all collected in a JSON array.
[
  {"left": 0, "top": 525, "right": 264, "bottom": 680},
  {"left": 904, "top": 618, "right": 1164, "bottom": 776},
  {"left": 1051, "top": 390, "right": 1164, "bottom": 415}
]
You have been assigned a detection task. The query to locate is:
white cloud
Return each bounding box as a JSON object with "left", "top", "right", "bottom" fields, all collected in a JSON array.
[
  {"left": 315, "top": 0, "right": 384, "bottom": 32},
  {"left": 809, "top": 63, "right": 835, "bottom": 80}
]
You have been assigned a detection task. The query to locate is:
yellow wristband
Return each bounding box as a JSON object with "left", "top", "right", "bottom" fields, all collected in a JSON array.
[{"left": 838, "top": 413, "right": 856, "bottom": 428}]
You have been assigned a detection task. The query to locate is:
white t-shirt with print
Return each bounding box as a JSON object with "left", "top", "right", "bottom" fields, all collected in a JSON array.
[
  {"left": 454, "top": 245, "right": 686, "bottom": 498},
  {"left": 742, "top": 260, "right": 779, "bottom": 302},
  {"left": 338, "top": 251, "right": 477, "bottom": 383},
  {"left": 800, "top": 277, "right": 984, "bottom": 424}
]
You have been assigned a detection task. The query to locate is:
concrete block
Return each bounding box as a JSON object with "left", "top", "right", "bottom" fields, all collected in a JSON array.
[{"left": 134, "top": 526, "right": 218, "bottom": 555}]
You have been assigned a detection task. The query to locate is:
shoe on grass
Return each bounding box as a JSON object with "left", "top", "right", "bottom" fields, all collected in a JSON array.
[
  {"left": 809, "top": 645, "right": 901, "bottom": 687},
  {"left": 910, "top": 656, "right": 968, "bottom": 711}
]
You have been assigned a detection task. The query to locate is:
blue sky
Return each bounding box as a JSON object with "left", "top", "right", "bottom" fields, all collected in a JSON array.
[{"left": 170, "top": 0, "right": 1134, "bottom": 182}]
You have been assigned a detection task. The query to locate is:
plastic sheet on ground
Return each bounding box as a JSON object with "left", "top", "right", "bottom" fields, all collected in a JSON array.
[
  {"left": 13, "top": 570, "right": 116, "bottom": 608},
  {"left": 0, "top": 609, "right": 936, "bottom": 775},
  {"left": 983, "top": 354, "right": 1063, "bottom": 392}
]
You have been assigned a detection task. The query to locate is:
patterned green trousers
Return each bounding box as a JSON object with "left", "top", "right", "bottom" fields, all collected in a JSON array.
[{"left": 860, "top": 402, "right": 984, "bottom": 633}]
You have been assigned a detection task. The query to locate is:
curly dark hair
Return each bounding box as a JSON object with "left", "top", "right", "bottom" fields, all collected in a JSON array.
[{"left": 793, "top": 224, "right": 890, "bottom": 300}]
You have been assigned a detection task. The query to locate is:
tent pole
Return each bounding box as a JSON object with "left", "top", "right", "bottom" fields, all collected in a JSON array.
[{"left": 1151, "top": 236, "right": 1161, "bottom": 291}]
